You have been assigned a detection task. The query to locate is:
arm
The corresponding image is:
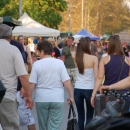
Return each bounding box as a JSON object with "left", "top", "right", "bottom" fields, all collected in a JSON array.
[
  {"left": 30, "top": 83, "right": 35, "bottom": 94},
  {"left": 100, "top": 77, "right": 130, "bottom": 94},
  {"left": 63, "top": 80, "right": 74, "bottom": 104},
  {"left": 92, "top": 59, "right": 105, "bottom": 96},
  {"left": 70, "top": 51, "right": 76, "bottom": 66},
  {"left": 91, "top": 58, "right": 105, "bottom": 107},
  {"left": 126, "top": 57, "right": 130, "bottom": 76},
  {"left": 93, "top": 57, "right": 98, "bottom": 80},
  {"left": 27, "top": 46, "right": 32, "bottom": 67},
  {"left": 19, "top": 75, "right": 34, "bottom": 109}
]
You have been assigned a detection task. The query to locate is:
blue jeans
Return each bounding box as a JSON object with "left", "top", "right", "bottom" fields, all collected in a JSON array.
[{"left": 74, "top": 88, "right": 94, "bottom": 130}]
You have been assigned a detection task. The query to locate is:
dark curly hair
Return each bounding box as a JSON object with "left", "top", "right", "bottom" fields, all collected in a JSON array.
[{"left": 37, "top": 40, "right": 53, "bottom": 55}]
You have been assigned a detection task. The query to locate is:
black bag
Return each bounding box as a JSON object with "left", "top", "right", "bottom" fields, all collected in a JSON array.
[
  {"left": 95, "top": 90, "right": 130, "bottom": 116},
  {"left": 67, "top": 103, "right": 80, "bottom": 130},
  {"left": 85, "top": 112, "right": 130, "bottom": 130},
  {"left": 0, "top": 80, "right": 6, "bottom": 103}
]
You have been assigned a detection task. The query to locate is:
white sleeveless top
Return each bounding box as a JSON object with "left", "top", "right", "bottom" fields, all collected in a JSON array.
[{"left": 75, "top": 68, "right": 95, "bottom": 89}]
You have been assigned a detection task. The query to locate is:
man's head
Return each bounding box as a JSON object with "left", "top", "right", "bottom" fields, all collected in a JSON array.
[
  {"left": 67, "top": 36, "right": 74, "bottom": 46},
  {"left": 18, "top": 35, "right": 25, "bottom": 45},
  {"left": 0, "top": 24, "right": 12, "bottom": 41}
]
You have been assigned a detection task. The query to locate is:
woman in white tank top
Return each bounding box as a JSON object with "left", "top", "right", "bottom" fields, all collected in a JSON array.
[{"left": 71, "top": 38, "right": 98, "bottom": 130}]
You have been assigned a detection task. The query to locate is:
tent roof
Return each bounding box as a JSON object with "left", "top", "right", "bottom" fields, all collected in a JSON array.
[
  {"left": 13, "top": 13, "right": 60, "bottom": 37},
  {"left": 74, "top": 29, "right": 100, "bottom": 41}
]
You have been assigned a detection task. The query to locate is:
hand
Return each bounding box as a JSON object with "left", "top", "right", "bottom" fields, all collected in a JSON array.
[
  {"left": 100, "top": 86, "right": 110, "bottom": 94},
  {"left": 91, "top": 96, "right": 95, "bottom": 108},
  {"left": 25, "top": 96, "right": 34, "bottom": 109},
  {"left": 67, "top": 97, "right": 74, "bottom": 105},
  {"left": 20, "top": 88, "right": 26, "bottom": 98}
]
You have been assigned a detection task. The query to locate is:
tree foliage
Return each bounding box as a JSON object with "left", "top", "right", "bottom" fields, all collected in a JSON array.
[
  {"left": 59, "top": 0, "right": 130, "bottom": 34},
  {"left": 0, "top": 0, "right": 67, "bottom": 29},
  {"left": 0, "top": 0, "right": 10, "bottom": 9}
]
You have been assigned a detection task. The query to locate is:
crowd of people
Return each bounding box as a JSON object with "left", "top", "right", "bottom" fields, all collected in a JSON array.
[{"left": 0, "top": 23, "right": 130, "bottom": 130}]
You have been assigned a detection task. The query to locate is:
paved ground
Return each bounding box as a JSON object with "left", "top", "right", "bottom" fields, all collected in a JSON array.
[{"left": 20, "top": 88, "right": 78, "bottom": 130}]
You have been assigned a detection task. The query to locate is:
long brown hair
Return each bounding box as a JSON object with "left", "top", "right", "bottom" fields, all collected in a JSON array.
[
  {"left": 75, "top": 37, "right": 91, "bottom": 74},
  {"left": 96, "top": 40, "right": 102, "bottom": 49},
  {"left": 108, "top": 35, "right": 124, "bottom": 56}
]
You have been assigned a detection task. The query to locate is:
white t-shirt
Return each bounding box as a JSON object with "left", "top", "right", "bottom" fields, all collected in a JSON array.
[{"left": 29, "top": 57, "right": 70, "bottom": 102}]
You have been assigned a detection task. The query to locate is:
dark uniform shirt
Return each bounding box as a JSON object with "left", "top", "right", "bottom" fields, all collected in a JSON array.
[{"left": 10, "top": 40, "right": 26, "bottom": 91}]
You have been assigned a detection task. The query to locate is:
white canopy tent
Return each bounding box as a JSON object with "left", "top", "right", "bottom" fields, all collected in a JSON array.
[{"left": 13, "top": 13, "right": 60, "bottom": 37}]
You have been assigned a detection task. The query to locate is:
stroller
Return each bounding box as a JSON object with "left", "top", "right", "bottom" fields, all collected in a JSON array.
[{"left": 85, "top": 90, "right": 130, "bottom": 130}]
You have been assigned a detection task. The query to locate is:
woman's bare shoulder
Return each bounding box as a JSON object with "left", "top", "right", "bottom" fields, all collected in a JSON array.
[
  {"left": 89, "top": 55, "right": 98, "bottom": 61},
  {"left": 101, "top": 55, "right": 110, "bottom": 64}
]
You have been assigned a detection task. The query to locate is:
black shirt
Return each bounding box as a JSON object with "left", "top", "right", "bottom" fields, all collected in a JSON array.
[
  {"left": 10, "top": 40, "right": 26, "bottom": 63},
  {"left": 10, "top": 40, "right": 26, "bottom": 91},
  {"left": 53, "top": 47, "right": 60, "bottom": 58}
]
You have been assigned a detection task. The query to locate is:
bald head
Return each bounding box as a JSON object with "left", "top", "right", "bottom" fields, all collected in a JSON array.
[{"left": 0, "top": 24, "right": 12, "bottom": 40}]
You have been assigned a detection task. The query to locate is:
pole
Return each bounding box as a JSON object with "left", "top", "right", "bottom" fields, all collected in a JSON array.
[
  {"left": 81, "top": 0, "right": 84, "bottom": 29},
  {"left": 68, "top": 0, "right": 72, "bottom": 32},
  {"left": 19, "top": 0, "right": 22, "bottom": 18}
]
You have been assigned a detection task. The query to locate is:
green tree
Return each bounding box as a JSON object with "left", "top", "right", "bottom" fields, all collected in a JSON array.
[
  {"left": 59, "top": 0, "right": 130, "bottom": 34},
  {"left": 0, "top": 0, "right": 10, "bottom": 9},
  {"left": 0, "top": 0, "right": 67, "bottom": 29}
]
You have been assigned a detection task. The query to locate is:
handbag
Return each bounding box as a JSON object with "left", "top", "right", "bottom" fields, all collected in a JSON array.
[
  {"left": 103, "top": 90, "right": 130, "bottom": 114},
  {"left": 0, "top": 80, "right": 6, "bottom": 103},
  {"left": 85, "top": 111, "right": 130, "bottom": 130},
  {"left": 94, "top": 56, "right": 129, "bottom": 116},
  {"left": 67, "top": 103, "right": 80, "bottom": 130}
]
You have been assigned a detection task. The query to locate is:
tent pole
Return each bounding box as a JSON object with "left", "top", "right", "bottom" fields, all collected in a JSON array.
[{"left": 19, "top": 0, "right": 22, "bottom": 18}]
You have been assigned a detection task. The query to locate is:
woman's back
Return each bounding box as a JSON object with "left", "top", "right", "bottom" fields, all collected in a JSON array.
[
  {"left": 83, "top": 54, "right": 96, "bottom": 69},
  {"left": 30, "top": 57, "right": 69, "bottom": 102},
  {"left": 104, "top": 55, "right": 129, "bottom": 85},
  {"left": 75, "top": 54, "right": 97, "bottom": 89}
]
